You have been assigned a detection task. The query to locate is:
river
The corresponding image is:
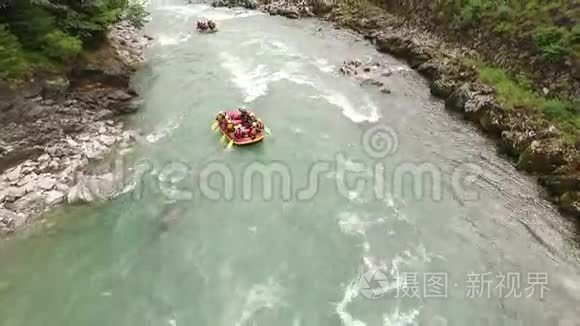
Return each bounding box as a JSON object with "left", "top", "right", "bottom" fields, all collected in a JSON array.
[{"left": 1, "top": 1, "right": 579, "bottom": 325}]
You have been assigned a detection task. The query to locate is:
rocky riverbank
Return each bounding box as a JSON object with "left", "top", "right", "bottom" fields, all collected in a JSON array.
[
  {"left": 0, "top": 21, "right": 151, "bottom": 236},
  {"left": 257, "top": 0, "right": 580, "bottom": 219}
]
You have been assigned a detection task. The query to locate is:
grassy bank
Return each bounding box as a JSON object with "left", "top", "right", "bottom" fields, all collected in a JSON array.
[
  {"left": 0, "top": 0, "right": 148, "bottom": 82},
  {"left": 359, "top": 0, "right": 579, "bottom": 143},
  {"left": 462, "top": 58, "right": 579, "bottom": 143},
  {"left": 371, "top": 0, "right": 579, "bottom": 65}
]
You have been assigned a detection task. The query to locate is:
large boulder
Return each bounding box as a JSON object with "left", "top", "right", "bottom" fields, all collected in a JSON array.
[
  {"left": 539, "top": 174, "right": 580, "bottom": 195},
  {"left": 42, "top": 78, "right": 70, "bottom": 100},
  {"left": 73, "top": 43, "right": 131, "bottom": 88},
  {"left": 311, "top": 0, "right": 334, "bottom": 15},
  {"left": 244, "top": 0, "right": 257, "bottom": 9},
  {"left": 558, "top": 191, "right": 580, "bottom": 218},
  {"left": 517, "top": 138, "right": 567, "bottom": 173},
  {"left": 501, "top": 131, "right": 534, "bottom": 157},
  {"left": 463, "top": 94, "right": 496, "bottom": 119},
  {"left": 430, "top": 78, "right": 455, "bottom": 98},
  {"left": 211, "top": 0, "right": 256, "bottom": 9},
  {"left": 111, "top": 99, "right": 142, "bottom": 115},
  {"left": 376, "top": 34, "right": 410, "bottom": 57},
  {"left": 46, "top": 190, "right": 65, "bottom": 206},
  {"left": 445, "top": 83, "right": 472, "bottom": 112},
  {"left": 0, "top": 80, "right": 16, "bottom": 112},
  {"left": 280, "top": 7, "right": 300, "bottom": 19},
  {"left": 417, "top": 61, "right": 446, "bottom": 80},
  {"left": 478, "top": 106, "right": 505, "bottom": 136}
]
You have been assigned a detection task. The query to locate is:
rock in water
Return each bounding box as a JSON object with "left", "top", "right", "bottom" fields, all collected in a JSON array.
[
  {"left": 0, "top": 208, "right": 26, "bottom": 229},
  {"left": 445, "top": 84, "right": 472, "bottom": 112},
  {"left": 430, "top": 78, "right": 455, "bottom": 98},
  {"left": 67, "top": 173, "right": 120, "bottom": 204},
  {"left": 211, "top": 0, "right": 256, "bottom": 9},
  {"left": 112, "top": 99, "right": 142, "bottom": 115},
  {"left": 108, "top": 90, "right": 133, "bottom": 101},
  {"left": 45, "top": 191, "right": 65, "bottom": 206},
  {"left": 311, "top": 0, "right": 335, "bottom": 15}
]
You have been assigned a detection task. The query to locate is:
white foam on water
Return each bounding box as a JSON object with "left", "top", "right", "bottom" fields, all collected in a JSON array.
[
  {"left": 157, "top": 4, "right": 261, "bottom": 21},
  {"left": 145, "top": 115, "right": 183, "bottom": 143},
  {"left": 156, "top": 33, "right": 190, "bottom": 46},
  {"left": 234, "top": 278, "right": 285, "bottom": 326},
  {"left": 337, "top": 212, "right": 368, "bottom": 236},
  {"left": 383, "top": 195, "right": 414, "bottom": 225},
  {"left": 335, "top": 280, "right": 367, "bottom": 326},
  {"left": 220, "top": 52, "right": 315, "bottom": 102},
  {"left": 387, "top": 66, "right": 413, "bottom": 73},
  {"left": 157, "top": 4, "right": 210, "bottom": 17},
  {"left": 347, "top": 191, "right": 359, "bottom": 201},
  {"left": 362, "top": 255, "right": 388, "bottom": 272},
  {"left": 270, "top": 40, "right": 290, "bottom": 53},
  {"left": 200, "top": 9, "right": 262, "bottom": 21},
  {"left": 313, "top": 92, "right": 380, "bottom": 123},
  {"left": 271, "top": 69, "right": 317, "bottom": 88},
  {"left": 220, "top": 52, "right": 269, "bottom": 102},
  {"left": 315, "top": 58, "right": 335, "bottom": 73},
  {"left": 384, "top": 194, "right": 395, "bottom": 208},
  {"left": 382, "top": 307, "right": 421, "bottom": 326}
]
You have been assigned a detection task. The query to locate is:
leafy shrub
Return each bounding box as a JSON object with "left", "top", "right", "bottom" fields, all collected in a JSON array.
[
  {"left": 57, "top": 10, "right": 106, "bottom": 42},
  {"left": 495, "top": 4, "right": 513, "bottom": 21},
  {"left": 533, "top": 26, "right": 566, "bottom": 48},
  {"left": 533, "top": 26, "right": 570, "bottom": 61},
  {"left": 569, "top": 24, "right": 580, "bottom": 45},
  {"left": 5, "top": 3, "right": 55, "bottom": 49},
  {"left": 124, "top": 0, "right": 149, "bottom": 29},
  {"left": 451, "top": 0, "right": 484, "bottom": 29},
  {"left": 541, "top": 43, "right": 569, "bottom": 62},
  {"left": 493, "top": 22, "right": 513, "bottom": 34},
  {"left": 42, "top": 30, "right": 83, "bottom": 62},
  {"left": 0, "top": 24, "right": 28, "bottom": 80}
]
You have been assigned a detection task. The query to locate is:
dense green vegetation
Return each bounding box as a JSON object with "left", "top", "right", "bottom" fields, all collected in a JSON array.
[
  {"left": 0, "top": 0, "right": 148, "bottom": 81},
  {"left": 432, "top": 1, "right": 579, "bottom": 139},
  {"left": 364, "top": 0, "right": 579, "bottom": 138},
  {"left": 432, "top": 0, "right": 579, "bottom": 63},
  {"left": 464, "top": 58, "right": 579, "bottom": 142}
]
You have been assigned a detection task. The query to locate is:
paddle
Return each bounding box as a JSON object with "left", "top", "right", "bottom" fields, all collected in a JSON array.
[{"left": 211, "top": 122, "right": 218, "bottom": 131}]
